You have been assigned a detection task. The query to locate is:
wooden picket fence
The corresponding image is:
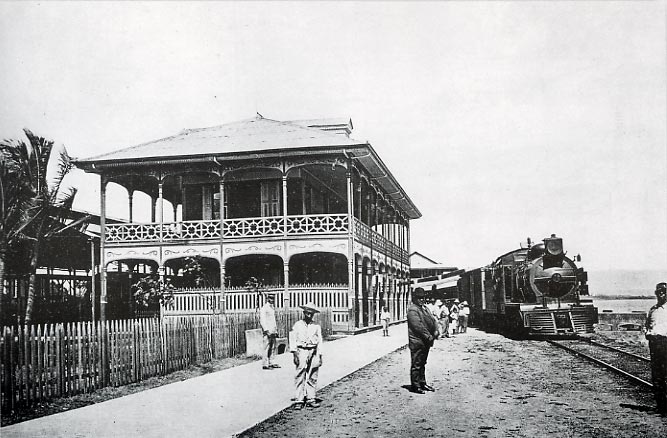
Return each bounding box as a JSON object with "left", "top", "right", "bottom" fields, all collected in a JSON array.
[{"left": 0, "top": 308, "right": 332, "bottom": 413}]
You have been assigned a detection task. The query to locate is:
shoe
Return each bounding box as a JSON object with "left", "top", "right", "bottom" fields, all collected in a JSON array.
[
  {"left": 409, "top": 386, "right": 426, "bottom": 394},
  {"left": 293, "top": 402, "right": 304, "bottom": 410},
  {"left": 262, "top": 366, "right": 271, "bottom": 370},
  {"left": 269, "top": 364, "right": 281, "bottom": 368},
  {"left": 420, "top": 384, "right": 435, "bottom": 392},
  {"left": 306, "top": 401, "right": 320, "bottom": 408}
]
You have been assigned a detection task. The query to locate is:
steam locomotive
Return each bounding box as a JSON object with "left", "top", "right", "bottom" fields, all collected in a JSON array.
[{"left": 457, "top": 234, "right": 598, "bottom": 337}]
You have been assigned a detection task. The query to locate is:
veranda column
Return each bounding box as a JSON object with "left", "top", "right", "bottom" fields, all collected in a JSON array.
[
  {"left": 219, "top": 179, "right": 225, "bottom": 313},
  {"left": 99, "top": 176, "right": 109, "bottom": 386},
  {"left": 282, "top": 174, "right": 290, "bottom": 306},
  {"left": 158, "top": 180, "right": 164, "bottom": 242},
  {"left": 283, "top": 262, "right": 290, "bottom": 308},
  {"left": 364, "top": 264, "right": 373, "bottom": 327},
  {"left": 128, "top": 189, "right": 134, "bottom": 223},
  {"left": 356, "top": 261, "right": 363, "bottom": 328},
  {"left": 150, "top": 196, "right": 156, "bottom": 223},
  {"left": 346, "top": 167, "right": 355, "bottom": 331},
  {"left": 99, "top": 176, "right": 108, "bottom": 324},
  {"left": 158, "top": 265, "right": 165, "bottom": 319}
]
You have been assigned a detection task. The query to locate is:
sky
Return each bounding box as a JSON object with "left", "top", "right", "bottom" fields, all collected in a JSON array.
[{"left": 1, "top": 2, "right": 666, "bottom": 274}]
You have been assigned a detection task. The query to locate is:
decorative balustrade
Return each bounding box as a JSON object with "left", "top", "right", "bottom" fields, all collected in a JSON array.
[
  {"left": 354, "top": 220, "right": 409, "bottom": 264},
  {"left": 354, "top": 220, "right": 372, "bottom": 247},
  {"left": 164, "top": 221, "right": 221, "bottom": 240},
  {"left": 163, "top": 284, "right": 349, "bottom": 321},
  {"left": 224, "top": 217, "right": 285, "bottom": 238},
  {"left": 286, "top": 214, "right": 348, "bottom": 235},
  {"left": 104, "top": 215, "right": 408, "bottom": 263},
  {"left": 106, "top": 214, "right": 347, "bottom": 243},
  {"left": 106, "top": 223, "right": 162, "bottom": 242}
]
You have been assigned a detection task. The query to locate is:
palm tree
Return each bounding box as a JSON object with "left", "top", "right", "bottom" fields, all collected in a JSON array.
[
  {"left": 0, "top": 147, "right": 35, "bottom": 322},
  {"left": 0, "top": 129, "right": 77, "bottom": 324}
]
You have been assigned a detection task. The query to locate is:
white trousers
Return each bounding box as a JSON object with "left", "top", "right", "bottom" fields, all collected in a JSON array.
[{"left": 294, "top": 348, "right": 320, "bottom": 402}]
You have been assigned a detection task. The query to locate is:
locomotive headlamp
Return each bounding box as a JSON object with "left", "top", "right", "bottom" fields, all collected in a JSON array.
[{"left": 544, "top": 234, "right": 563, "bottom": 256}]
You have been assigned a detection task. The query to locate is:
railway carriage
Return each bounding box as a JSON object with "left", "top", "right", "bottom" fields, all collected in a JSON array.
[{"left": 458, "top": 234, "right": 598, "bottom": 337}]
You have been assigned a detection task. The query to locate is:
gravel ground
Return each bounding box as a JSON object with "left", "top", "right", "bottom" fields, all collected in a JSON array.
[{"left": 241, "top": 328, "right": 667, "bottom": 438}]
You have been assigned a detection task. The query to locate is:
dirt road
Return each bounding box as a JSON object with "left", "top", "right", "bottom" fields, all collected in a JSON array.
[{"left": 240, "top": 328, "right": 667, "bottom": 438}]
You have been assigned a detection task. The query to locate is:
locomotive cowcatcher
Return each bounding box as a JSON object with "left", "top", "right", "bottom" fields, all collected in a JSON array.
[{"left": 458, "top": 234, "right": 598, "bottom": 337}]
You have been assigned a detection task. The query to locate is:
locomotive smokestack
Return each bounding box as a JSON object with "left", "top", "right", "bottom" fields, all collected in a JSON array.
[{"left": 527, "top": 237, "right": 531, "bottom": 247}]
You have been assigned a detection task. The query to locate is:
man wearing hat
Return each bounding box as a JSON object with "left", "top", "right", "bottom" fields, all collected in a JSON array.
[
  {"left": 407, "top": 287, "right": 439, "bottom": 394},
  {"left": 450, "top": 299, "right": 460, "bottom": 335},
  {"left": 260, "top": 293, "right": 280, "bottom": 370},
  {"left": 646, "top": 282, "right": 667, "bottom": 415},
  {"left": 290, "top": 302, "right": 323, "bottom": 409},
  {"left": 459, "top": 301, "right": 470, "bottom": 334}
]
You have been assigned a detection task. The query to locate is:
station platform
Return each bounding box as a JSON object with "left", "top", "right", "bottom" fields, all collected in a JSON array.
[{"left": 1, "top": 323, "right": 408, "bottom": 438}]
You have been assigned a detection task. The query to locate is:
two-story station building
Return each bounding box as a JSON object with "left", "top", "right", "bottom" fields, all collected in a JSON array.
[{"left": 75, "top": 115, "right": 421, "bottom": 332}]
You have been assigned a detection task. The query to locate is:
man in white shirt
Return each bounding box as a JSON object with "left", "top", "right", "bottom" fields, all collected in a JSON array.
[
  {"left": 459, "top": 301, "right": 470, "bottom": 333},
  {"left": 260, "top": 293, "right": 280, "bottom": 370},
  {"left": 646, "top": 282, "right": 667, "bottom": 415},
  {"left": 290, "top": 302, "right": 323, "bottom": 409}
]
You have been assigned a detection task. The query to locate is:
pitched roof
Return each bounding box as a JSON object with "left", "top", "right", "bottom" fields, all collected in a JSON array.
[
  {"left": 78, "top": 116, "right": 364, "bottom": 163},
  {"left": 75, "top": 115, "right": 421, "bottom": 219},
  {"left": 409, "top": 251, "right": 458, "bottom": 270}
]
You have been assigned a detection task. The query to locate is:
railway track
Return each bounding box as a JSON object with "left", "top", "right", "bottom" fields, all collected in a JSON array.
[{"left": 546, "top": 338, "right": 653, "bottom": 388}]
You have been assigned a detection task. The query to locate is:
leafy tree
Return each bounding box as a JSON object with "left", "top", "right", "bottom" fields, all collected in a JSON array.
[
  {"left": 245, "top": 276, "right": 269, "bottom": 310},
  {"left": 0, "top": 129, "right": 77, "bottom": 324},
  {"left": 132, "top": 275, "right": 175, "bottom": 309},
  {"left": 183, "top": 256, "right": 211, "bottom": 288}
]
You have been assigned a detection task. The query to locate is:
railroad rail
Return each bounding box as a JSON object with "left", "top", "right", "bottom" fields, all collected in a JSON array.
[{"left": 546, "top": 338, "right": 653, "bottom": 388}]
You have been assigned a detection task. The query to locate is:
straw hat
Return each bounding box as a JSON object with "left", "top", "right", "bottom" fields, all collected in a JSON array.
[
  {"left": 454, "top": 298, "right": 460, "bottom": 303},
  {"left": 461, "top": 301, "right": 468, "bottom": 306},
  {"left": 300, "top": 302, "right": 320, "bottom": 313}
]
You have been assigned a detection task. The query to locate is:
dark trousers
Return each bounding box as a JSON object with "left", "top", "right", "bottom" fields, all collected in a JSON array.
[
  {"left": 409, "top": 343, "right": 430, "bottom": 388},
  {"left": 649, "top": 337, "right": 667, "bottom": 414}
]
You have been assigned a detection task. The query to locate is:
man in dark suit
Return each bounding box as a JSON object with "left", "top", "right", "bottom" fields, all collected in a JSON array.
[{"left": 407, "top": 287, "right": 439, "bottom": 394}]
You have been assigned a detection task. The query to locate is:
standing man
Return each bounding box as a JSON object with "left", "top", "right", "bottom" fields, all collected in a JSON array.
[
  {"left": 450, "top": 299, "right": 460, "bottom": 335},
  {"left": 260, "top": 293, "right": 280, "bottom": 370},
  {"left": 438, "top": 299, "right": 450, "bottom": 338},
  {"left": 646, "top": 282, "right": 667, "bottom": 415},
  {"left": 459, "top": 301, "right": 470, "bottom": 333},
  {"left": 290, "top": 302, "right": 323, "bottom": 409},
  {"left": 407, "top": 287, "right": 439, "bottom": 394}
]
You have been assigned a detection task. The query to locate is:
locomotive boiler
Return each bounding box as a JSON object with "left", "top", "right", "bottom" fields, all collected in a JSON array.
[{"left": 458, "top": 234, "right": 598, "bottom": 337}]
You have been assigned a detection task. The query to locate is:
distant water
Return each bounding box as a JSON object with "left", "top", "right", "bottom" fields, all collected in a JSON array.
[
  {"left": 586, "top": 269, "right": 667, "bottom": 313},
  {"left": 588, "top": 269, "right": 667, "bottom": 297},
  {"left": 592, "top": 298, "right": 653, "bottom": 314}
]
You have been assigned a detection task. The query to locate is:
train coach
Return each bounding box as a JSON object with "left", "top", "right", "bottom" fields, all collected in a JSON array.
[{"left": 458, "top": 234, "right": 598, "bottom": 338}]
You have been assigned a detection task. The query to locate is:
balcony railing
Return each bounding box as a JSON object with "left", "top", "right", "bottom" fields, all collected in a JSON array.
[
  {"left": 164, "top": 284, "right": 349, "bottom": 319},
  {"left": 104, "top": 214, "right": 408, "bottom": 263}
]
